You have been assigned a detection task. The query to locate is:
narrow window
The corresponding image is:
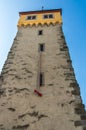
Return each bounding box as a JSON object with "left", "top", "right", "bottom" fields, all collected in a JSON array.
[
  {"left": 26, "top": 15, "right": 36, "bottom": 20},
  {"left": 38, "top": 30, "right": 43, "bottom": 35},
  {"left": 39, "top": 44, "right": 44, "bottom": 52},
  {"left": 43, "top": 15, "right": 48, "bottom": 19},
  {"left": 49, "top": 14, "right": 53, "bottom": 18},
  {"left": 43, "top": 14, "right": 54, "bottom": 19},
  {"left": 32, "top": 16, "right": 36, "bottom": 19},
  {"left": 39, "top": 72, "right": 44, "bottom": 87},
  {"left": 27, "top": 16, "right": 31, "bottom": 20}
]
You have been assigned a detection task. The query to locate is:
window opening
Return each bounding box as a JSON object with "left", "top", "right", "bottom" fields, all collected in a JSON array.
[
  {"left": 39, "top": 44, "right": 44, "bottom": 52},
  {"left": 39, "top": 73, "right": 44, "bottom": 87},
  {"left": 27, "top": 15, "right": 36, "bottom": 20},
  {"left": 43, "top": 14, "right": 53, "bottom": 19},
  {"left": 44, "top": 15, "right": 48, "bottom": 19},
  {"left": 32, "top": 16, "right": 36, "bottom": 19},
  {"left": 38, "top": 30, "right": 43, "bottom": 35},
  {"left": 49, "top": 14, "right": 53, "bottom": 18},
  {"left": 27, "top": 16, "right": 31, "bottom": 20}
]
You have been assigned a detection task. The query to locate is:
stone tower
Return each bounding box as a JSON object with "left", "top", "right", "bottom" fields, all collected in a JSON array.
[{"left": 0, "top": 9, "right": 86, "bottom": 130}]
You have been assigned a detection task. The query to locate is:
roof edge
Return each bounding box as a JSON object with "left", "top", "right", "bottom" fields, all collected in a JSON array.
[{"left": 19, "top": 8, "right": 62, "bottom": 15}]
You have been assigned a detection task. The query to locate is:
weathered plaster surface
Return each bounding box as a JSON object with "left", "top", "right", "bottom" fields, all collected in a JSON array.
[{"left": 0, "top": 24, "right": 85, "bottom": 130}]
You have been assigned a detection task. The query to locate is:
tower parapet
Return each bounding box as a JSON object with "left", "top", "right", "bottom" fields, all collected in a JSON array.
[{"left": 18, "top": 9, "right": 62, "bottom": 27}]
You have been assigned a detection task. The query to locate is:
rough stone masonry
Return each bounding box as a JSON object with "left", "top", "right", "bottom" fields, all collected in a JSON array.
[{"left": 0, "top": 23, "right": 86, "bottom": 130}]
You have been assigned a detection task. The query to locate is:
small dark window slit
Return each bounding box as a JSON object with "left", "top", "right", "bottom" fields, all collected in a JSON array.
[
  {"left": 39, "top": 73, "right": 44, "bottom": 87},
  {"left": 39, "top": 44, "right": 44, "bottom": 52},
  {"left": 38, "top": 30, "right": 43, "bottom": 35}
]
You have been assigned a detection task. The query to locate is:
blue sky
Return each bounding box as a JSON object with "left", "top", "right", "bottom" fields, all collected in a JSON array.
[{"left": 0, "top": 0, "right": 86, "bottom": 107}]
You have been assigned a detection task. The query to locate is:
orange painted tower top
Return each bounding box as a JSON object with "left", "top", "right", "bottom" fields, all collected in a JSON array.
[{"left": 18, "top": 9, "right": 62, "bottom": 27}]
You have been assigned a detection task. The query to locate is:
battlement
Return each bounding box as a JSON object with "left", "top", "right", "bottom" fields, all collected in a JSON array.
[{"left": 18, "top": 9, "right": 62, "bottom": 27}]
